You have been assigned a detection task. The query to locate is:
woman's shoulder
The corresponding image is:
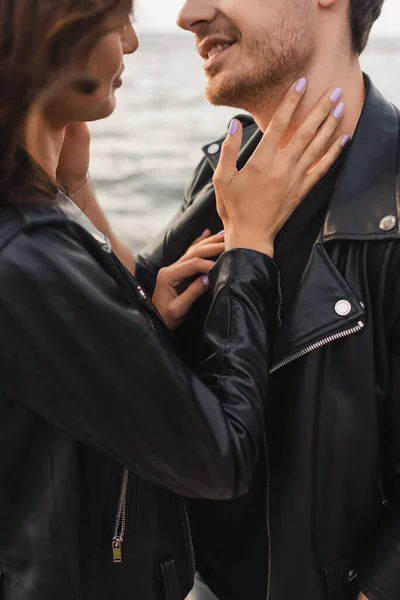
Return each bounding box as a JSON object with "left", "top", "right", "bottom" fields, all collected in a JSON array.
[
  {"left": 0, "top": 199, "right": 98, "bottom": 283},
  {"left": 0, "top": 201, "right": 64, "bottom": 256}
]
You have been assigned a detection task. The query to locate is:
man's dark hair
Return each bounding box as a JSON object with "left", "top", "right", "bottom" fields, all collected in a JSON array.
[{"left": 350, "top": 0, "right": 385, "bottom": 54}]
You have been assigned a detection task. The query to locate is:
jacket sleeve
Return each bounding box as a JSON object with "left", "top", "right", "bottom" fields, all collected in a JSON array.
[
  {"left": 0, "top": 225, "right": 280, "bottom": 500},
  {"left": 135, "top": 155, "right": 220, "bottom": 295},
  {"left": 359, "top": 250, "right": 400, "bottom": 600}
]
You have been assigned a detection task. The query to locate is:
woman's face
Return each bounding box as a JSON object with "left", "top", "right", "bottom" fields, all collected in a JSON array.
[{"left": 46, "top": 19, "right": 138, "bottom": 126}]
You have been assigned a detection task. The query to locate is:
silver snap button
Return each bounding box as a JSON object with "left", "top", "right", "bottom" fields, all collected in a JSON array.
[
  {"left": 379, "top": 215, "right": 396, "bottom": 231},
  {"left": 335, "top": 300, "right": 352, "bottom": 316},
  {"left": 91, "top": 231, "right": 112, "bottom": 252},
  {"left": 347, "top": 569, "right": 358, "bottom": 582},
  {"left": 207, "top": 143, "right": 220, "bottom": 155},
  {"left": 92, "top": 231, "right": 107, "bottom": 244}
]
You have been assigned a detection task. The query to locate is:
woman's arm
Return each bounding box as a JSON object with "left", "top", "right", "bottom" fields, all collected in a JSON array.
[
  {"left": 57, "top": 122, "right": 136, "bottom": 275},
  {"left": 0, "top": 224, "right": 278, "bottom": 499}
]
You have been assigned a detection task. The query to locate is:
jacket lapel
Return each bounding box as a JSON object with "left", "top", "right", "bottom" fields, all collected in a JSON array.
[
  {"left": 270, "top": 243, "right": 365, "bottom": 371},
  {"left": 271, "top": 77, "right": 400, "bottom": 369}
]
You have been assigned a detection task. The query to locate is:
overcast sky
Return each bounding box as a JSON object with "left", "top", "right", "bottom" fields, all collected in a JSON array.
[{"left": 135, "top": 0, "right": 400, "bottom": 35}]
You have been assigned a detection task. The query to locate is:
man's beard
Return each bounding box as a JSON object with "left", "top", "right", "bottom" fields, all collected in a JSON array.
[{"left": 204, "top": 8, "right": 314, "bottom": 112}]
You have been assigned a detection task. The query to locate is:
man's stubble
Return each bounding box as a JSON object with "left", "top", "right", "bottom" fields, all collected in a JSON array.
[{"left": 205, "top": 1, "right": 315, "bottom": 115}]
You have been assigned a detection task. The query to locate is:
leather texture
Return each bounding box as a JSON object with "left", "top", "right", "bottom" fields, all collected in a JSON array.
[
  {"left": 0, "top": 197, "right": 280, "bottom": 599},
  {"left": 138, "top": 76, "right": 400, "bottom": 600}
]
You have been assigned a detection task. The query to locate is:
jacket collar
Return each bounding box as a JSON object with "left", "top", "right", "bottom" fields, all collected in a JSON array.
[
  {"left": 202, "top": 75, "right": 400, "bottom": 242},
  {"left": 56, "top": 192, "right": 112, "bottom": 251},
  {"left": 323, "top": 76, "right": 400, "bottom": 241}
]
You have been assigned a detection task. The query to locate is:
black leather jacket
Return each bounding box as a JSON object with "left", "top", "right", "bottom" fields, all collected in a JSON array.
[
  {"left": 138, "top": 77, "right": 400, "bottom": 600},
  {"left": 0, "top": 196, "right": 281, "bottom": 600}
]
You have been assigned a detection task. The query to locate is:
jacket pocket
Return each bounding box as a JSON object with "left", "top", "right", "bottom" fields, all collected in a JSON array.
[
  {"left": 324, "top": 560, "right": 359, "bottom": 599},
  {"left": 157, "top": 558, "right": 180, "bottom": 600}
]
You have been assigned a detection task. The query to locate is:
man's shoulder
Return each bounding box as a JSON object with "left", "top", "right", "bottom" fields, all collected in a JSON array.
[
  {"left": 183, "top": 114, "right": 259, "bottom": 208},
  {"left": 201, "top": 113, "right": 258, "bottom": 163}
]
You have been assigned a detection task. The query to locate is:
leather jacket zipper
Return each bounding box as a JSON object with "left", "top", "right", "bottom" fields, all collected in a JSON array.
[
  {"left": 378, "top": 477, "right": 389, "bottom": 509},
  {"left": 136, "top": 280, "right": 196, "bottom": 582},
  {"left": 263, "top": 431, "right": 272, "bottom": 600},
  {"left": 263, "top": 319, "right": 365, "bottom": 597},
  {"left": 181, "top": 498, "right": 196, "bottom": 581},
  {"left": 270, "top": 321, "right": 365, "bottom": 374},
  {"left": 112, "top": 467, "right": 130, "bottom": 563}
]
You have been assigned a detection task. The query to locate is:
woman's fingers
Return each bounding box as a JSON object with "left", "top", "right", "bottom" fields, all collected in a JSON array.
[
  {"left": 288, "top": 87, "right": 344, "bottom": 165},
  {"left": 193, "top": 230, "right": 225, "bottom": 248},
  {"left": 249, "top": 78, "right": 307, "bottom": 166},
  {"left": 179, "top": 231, "right": 225, "bottom": 263},
  {"left": 189, "top": 229, "right": 211, "bottom": 247},
  {"left": 302, "top": 134, "right": 350, "bottom": 196},
  {"left": 214, "top": 119, "right": 243, "bottom": 186},
  {"left": 296, "top": 105, "right": 346, "bottom": 175},
  {"left": 171, "top": 275, "right": 211, "bottom": 322},
  {"left": 160, "top": 258, "right": 215, "bottom": 287},
  {"left": 180, "top": 242, "right": 225, "bottom": 262}
]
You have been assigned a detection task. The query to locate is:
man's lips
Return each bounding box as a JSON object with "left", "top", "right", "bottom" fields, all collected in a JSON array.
[{"left": 197, "top": 36, "right": 236, "bottom": 61}]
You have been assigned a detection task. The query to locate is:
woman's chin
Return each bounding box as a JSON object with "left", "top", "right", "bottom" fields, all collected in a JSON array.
[{"left": 84, "top": 96, "right": 117, "bottom": 122}]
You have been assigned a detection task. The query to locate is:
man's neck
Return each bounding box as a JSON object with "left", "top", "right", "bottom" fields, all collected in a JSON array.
[{"left": 252, "top": 55, "right": 365, "bottom": 147}]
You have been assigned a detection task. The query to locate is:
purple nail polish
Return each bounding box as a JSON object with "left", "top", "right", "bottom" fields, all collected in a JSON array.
[
  {"left": 295, "top": 78, "right": 307, "bottom": 93},
  {"left": 202, "top": 275, "right": 209, "bottom": 286},
  {"left": 229, "top": 119, "right": 239, "bottom": 135},
  {"left": 202, "top": 229, "right": 209, "bottom": 236},
  {"left": 341, "top": 134, "right": 351, "bottom": 148},
  {"left": 217, "top": 230, "right": 225, "bottom": 236},
  {"left": 333, "top": 102, "right": 345, "bottom": 119},
  {"left": 330, "top": 87, "right": 342, "bottom": 103}
]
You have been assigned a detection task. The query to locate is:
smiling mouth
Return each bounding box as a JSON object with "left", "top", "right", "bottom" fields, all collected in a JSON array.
[
  {"left": 207, "top": 42, "right": 234, "bottom": 60},
  {"left": 203, "top": 42, "right": 236, "bottom": 70}
]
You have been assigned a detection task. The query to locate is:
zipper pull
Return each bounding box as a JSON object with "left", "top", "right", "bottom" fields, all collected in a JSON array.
[{"left": 112, "top": 537, "right": 123, "bottom": 563}]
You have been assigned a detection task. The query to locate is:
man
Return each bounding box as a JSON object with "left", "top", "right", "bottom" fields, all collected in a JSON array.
[{"left": 136, "top": 1, "right": 400, "bottom": 600}]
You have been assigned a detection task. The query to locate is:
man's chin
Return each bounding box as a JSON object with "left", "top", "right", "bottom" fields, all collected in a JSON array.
[{"left": 205, "top": 77, "right": 245, "bottom": 110}]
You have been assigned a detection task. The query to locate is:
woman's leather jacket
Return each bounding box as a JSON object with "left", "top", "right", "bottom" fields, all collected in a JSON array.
[{"left": 0, "top": 197, "right": 280, "bottom": 600}]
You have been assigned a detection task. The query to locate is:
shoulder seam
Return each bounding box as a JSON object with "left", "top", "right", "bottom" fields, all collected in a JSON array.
[{"left": 0, "top": 214, "right": 70, "bottom": 258}]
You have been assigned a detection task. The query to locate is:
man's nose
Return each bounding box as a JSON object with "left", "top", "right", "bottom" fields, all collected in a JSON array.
[
  {"left": 122, "top": 19, "right": 139, "bottom": 55},
  {"left": 177, "top": 0, "right": 217, "bottom": 32}
]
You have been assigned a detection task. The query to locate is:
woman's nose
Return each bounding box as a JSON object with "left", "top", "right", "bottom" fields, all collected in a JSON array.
[{"left": 122, "top": 19, "right": 139, "bottom": 55}]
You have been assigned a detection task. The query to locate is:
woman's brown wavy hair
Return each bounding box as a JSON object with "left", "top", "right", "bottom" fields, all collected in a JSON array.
[{"left": 0, "top": 0, "right": 133, "bottom": 202}]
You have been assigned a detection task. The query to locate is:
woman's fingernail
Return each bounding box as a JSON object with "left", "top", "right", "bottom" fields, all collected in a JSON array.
[
  {"left": 201, "top": 229, "right": 210, "bottom": 236},
  {"left": 330, "top": 87, "right": 342, "bottom": 103},
  {"left": 295, "top": 78, "right": 307, "bottom": 93},
  {"left": 229, "top": 119, "right": 239, "bottom": 135},
  {"left": 333, "top": 102, "right": 345, "bottom": 119},
  {"left": 202, "top": 275, "right": 209, "bottom": 286},
  {"left": 341, "top": 134, "right": 351, "bottom": 148},
  {"left": 217, "top": 230, "right": 225, "bottom": 236}
]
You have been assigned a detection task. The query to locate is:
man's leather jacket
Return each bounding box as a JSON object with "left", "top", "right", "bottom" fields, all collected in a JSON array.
[
  {"left": 0, "top": 197, "right": 281, "bottom": 599},
  {"left": 138, "top": 77, "right": 400, "bottom": 600}
]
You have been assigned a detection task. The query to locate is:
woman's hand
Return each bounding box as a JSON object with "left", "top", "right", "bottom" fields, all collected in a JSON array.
[
  {"left": 152, "top": 231, "right": 225, "bottom": 330},
  {"left": 214, "top": 79, "right": 350, "bottom": 257},
  {"left": 57, "top": 122, "right": 91, "bottom": 208}
]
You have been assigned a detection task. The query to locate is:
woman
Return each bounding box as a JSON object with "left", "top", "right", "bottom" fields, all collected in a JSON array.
[{"left": 0, "top": 1, "right": 348, "bottom": 599}]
